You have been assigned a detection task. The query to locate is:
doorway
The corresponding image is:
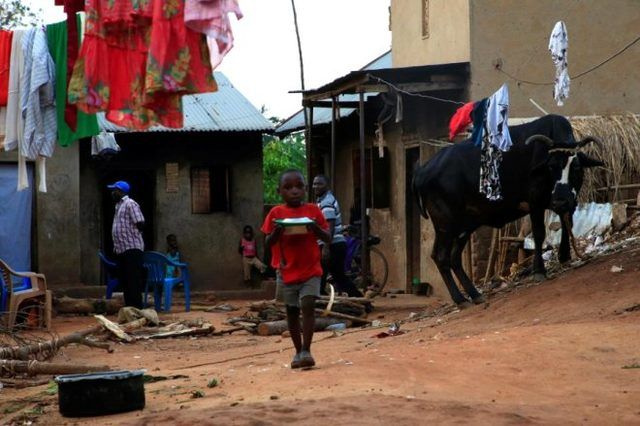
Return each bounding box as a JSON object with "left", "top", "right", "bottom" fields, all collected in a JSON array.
[
  {"left": 405, "top": 147, "right": 421, "bottom": 290},
  {"left": 100, "top": 169, "right": 155, "bottom": 257}
]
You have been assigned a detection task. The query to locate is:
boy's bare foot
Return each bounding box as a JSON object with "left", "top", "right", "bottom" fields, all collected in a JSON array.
[
  {"left": 290, "top": 353, "right": 303, "bottom": 369},
  {"left": 299, "top": 350, "right": 315, "bottom": 368}
]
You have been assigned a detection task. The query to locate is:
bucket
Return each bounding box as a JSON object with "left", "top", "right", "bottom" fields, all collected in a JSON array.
[{"left": 56, "top": 370, "right": 146, "bottom": 417}]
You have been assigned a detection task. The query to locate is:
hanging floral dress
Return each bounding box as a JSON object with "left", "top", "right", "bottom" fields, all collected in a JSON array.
[{"left": 68, "top": 0, "right": 217, "bottom": 130}]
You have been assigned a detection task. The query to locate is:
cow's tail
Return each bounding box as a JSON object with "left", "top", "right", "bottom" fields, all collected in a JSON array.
[{"left": 411, "top": 173, "right": 430, "bottom": 220}]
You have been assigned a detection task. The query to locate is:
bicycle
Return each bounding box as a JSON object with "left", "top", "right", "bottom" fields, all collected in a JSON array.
[{"left": 342, "top": 223, "right": 389, "bottom": 294}]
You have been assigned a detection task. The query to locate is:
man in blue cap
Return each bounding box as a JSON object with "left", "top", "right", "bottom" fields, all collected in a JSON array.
[{"left": 108, "top": 180, "right": 145, "bottom": 308}]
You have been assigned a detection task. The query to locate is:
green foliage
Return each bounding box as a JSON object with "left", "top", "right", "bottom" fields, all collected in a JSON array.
[
  {"left": 263, "top": 131, "right": 307, "bottom": 205},
  {"left": 0, "top": 0, "right": 41, "bottom": 29}
]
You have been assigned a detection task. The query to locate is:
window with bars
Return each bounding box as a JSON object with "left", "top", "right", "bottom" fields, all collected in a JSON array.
[{"left": 191, "top": 166, "right": 231, "bottom": 214}]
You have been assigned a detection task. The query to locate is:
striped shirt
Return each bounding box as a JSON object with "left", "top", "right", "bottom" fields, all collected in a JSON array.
[
  {"left": 21, "top": 27, "right": 57, "bottom": 160},
  {"left": 317, "top": 190, "right": 345, "bottom": 244},
  {"left": 112, "top": 196, "right": 145, "bottom": 254}
]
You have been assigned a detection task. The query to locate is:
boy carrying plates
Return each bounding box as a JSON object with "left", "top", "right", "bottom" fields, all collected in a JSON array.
[{"left": 262, "top": 169, "right": 331, "bottom": 369}]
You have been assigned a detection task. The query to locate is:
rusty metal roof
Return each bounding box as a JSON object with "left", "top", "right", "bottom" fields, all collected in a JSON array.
[
  {"left": 98, "top": 72, "right": 273, "bottom": 133},
  {"left": 275, "top": 51, "right": 392, "bottom": 136}
]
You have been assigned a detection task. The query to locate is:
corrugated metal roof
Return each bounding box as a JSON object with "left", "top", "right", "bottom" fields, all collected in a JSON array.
[
  {"left": 98, "top": 72, "right": 274, "bottom": 133},
  {"left": 275, "top": 51, "right": 392, "bottom": 136}
]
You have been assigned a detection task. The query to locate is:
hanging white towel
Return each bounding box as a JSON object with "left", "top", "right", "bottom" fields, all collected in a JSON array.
[
  {"left": 486, "top": 83, "right": 512, "bottom": 152},
  {"left": 549, "top": 21, "right": 570, "bottom": 106}
]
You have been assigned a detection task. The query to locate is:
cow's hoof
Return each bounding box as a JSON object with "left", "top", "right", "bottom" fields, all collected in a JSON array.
[
  {"left": 533, "top": 273, "right": 546, "bottom": 282},
  {"left": 456, "top": 300, "right": 473, "bottom": 309},
  {"left": 471, "top": 294, "right": 486, "bottom": 304}
]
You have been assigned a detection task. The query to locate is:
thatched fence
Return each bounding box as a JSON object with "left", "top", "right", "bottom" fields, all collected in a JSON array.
[{"left": 571, "top": 114, "right": 640, "bottom": 204}]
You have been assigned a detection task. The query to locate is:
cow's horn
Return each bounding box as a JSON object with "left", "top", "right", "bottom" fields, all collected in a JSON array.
[
  {"left": 525, "top": 134, "right": 554, "bottom": 147},
  {"left": 577, "top": 135, "right": 603, "bottom": 149}
]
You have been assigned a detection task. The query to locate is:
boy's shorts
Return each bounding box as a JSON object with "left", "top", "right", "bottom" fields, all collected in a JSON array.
[{"left": 276, "top": 274, "right": 320, "bottom": 307}]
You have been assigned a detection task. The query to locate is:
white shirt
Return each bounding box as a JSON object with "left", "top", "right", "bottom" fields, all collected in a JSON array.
[
  {"left": 549, "top": 21, "right": 570, "bottom": 106},
  {"left": 486, "top": 84, "right": 512, "bottom": 152}
]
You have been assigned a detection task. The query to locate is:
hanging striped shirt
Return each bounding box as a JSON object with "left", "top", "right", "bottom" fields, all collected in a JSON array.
[{"left": 112, "top": 196, "right": 145, "bottom": 254}]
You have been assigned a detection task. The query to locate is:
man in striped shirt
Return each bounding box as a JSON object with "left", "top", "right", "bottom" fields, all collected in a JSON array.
[
  {"left": 109, "top": 181, "right": 145, "bottom": 308},
  {"left": 313, "top": 175, "right": 363, "bottom": 297}
]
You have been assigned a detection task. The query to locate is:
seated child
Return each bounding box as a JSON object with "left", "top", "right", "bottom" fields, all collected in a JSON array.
[
  {"left": 262, "top": 169, "right": 330, "bottom": 369},
  {"left": 166, "top": 234, "right": 181, "bottom": 278},
  {"left": 238, "top": 225, "right": 267, "bottom": 283}
]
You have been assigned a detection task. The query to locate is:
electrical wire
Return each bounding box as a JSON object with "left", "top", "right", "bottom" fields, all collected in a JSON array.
[
  {"left": 498, "top": 34, "right": 640, "bottom": 86},
  {"left": 367, "top": 75, "right": 466, "bottom": 105}
]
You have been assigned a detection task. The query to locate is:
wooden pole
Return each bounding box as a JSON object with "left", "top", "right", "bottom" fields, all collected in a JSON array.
[
  {"left": 331, "top": 97, "right": 337, "bottom": 186},
  {"left": 0, "top": 360, "right": 111, "bottom": 376},
  {"left": 257, "top": 317, "right": 351, "bottom": 336},
  {"left": 359, "top": 92, "right": 369, "bottom": 287},
  {"left": 483, "top": 229, "right": 499, "bottom": 284},
  {"left": 308, "top": 106, "right": 314, "bottom": 196}
]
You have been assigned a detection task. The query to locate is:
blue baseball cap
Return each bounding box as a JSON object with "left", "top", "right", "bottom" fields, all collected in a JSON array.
[{"left": 107, "top": 181, "right": 130, "bottom": 194}]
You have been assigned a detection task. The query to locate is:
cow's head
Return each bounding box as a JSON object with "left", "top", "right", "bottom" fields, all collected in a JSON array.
[{"left": 526, "top": 135, "right": 605, "bottom": 215}]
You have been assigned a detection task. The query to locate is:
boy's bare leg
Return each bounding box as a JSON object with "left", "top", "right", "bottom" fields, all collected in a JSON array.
[{"left": 300, "top": 296, "right": 316, "bottom": 351}]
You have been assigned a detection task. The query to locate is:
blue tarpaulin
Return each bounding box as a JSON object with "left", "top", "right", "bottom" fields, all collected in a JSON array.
[{"left": 0, "top": 163, "right": 33, "bottom": 273}]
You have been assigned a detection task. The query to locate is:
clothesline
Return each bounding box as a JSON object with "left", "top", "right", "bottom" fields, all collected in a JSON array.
[
  {"left": 366, "top": 75, "right": 466, "bottom": 106},
  {"left": 498, "top": 34, "right": 640, "bottom": 86}
]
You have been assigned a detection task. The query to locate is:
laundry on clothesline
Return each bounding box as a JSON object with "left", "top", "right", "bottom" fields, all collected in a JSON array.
[
  {"left": 549, "top": 20, "right": 570, "bottom": 106},
  {"left": 447, "top": 84, "right": 513, "bottom": 201}
]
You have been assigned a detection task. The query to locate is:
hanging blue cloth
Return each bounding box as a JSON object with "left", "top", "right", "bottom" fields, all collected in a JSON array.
[{"left": 470, "top": 98, "right": 488, "bottom": 147}]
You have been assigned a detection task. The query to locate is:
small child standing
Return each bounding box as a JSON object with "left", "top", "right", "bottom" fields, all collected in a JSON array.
[
  {"left": 262, "top": 169, "right": 330, "bottom": 369},
  {"left": 239, "top": 225, "right": 267, "bottom": 283},
  {"left": 166, "top": 234, "right": 181, "bottom": 278}
]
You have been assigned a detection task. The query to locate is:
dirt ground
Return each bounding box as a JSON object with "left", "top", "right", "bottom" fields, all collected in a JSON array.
[{"left": 2, "top": 247, "right": 640, "bottom": 425}]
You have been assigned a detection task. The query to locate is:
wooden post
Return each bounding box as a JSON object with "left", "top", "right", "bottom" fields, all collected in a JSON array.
[
  {"left": 359, "top": 92, "right": 369, "bottom": 286},
  {"left": 331, "top": 97, "right": 337, "bottom": 186},
  {"left": 307, "top": 106, "right": 314, "bottom": 196}
]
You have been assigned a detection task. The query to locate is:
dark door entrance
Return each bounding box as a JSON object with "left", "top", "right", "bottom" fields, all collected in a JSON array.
[
  {"left": 101, "top": 169, "right": 155, "bottom": 257},
  {"left": 405, "top": 147, "right": 421, "bottom": 290}
]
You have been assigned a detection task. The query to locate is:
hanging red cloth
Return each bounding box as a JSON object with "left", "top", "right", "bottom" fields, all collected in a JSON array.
[
  {"left": 0, "top": 30, "right": 13, "bottom": 106},
  {"left": 448, "top": 101, "right": 475, "bottom": 141},
  {"left": 68, "top": 0, "right": 217, "bottom": 130},
  {"left": 55, "top": 0, "right": 84, "bottom": 130}
]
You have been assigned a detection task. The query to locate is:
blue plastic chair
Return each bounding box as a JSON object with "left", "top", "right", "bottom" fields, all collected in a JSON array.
[
  {"left": 98, "top": 251, "right": 120, "bottom": 299},
  {"left": 142, "top": 251, "right": 191, "bottom": 312}
]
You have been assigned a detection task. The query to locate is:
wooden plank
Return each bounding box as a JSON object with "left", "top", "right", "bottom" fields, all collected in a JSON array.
[
  {"left": 355, "top": 81, "right": 464, "bottom": 94},
  {"left": 596, "top": 183, "right": 640, "bottom": 192},
  {"left": 94, "top": 315, "right": 134, "bottom": 342}
]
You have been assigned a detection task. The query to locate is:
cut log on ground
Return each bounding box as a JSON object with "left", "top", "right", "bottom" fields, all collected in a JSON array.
[
  {"left": 54, "top": 296, "right": 123, "bottom": 315},
  {"left": 315, "top": 309, "right": 372, "bottom": 324},
  {"left": 140, "top": 325, "right": 215, "bottom": 339},
  {"left": 0, "top": 377, "right": 51, "bottom": 388},
  {"left": 0, "top": 360, "right": 111, "bottom": 376},
  {"left": 257, "top": 318, "right": 352, "bottom": 336},
  {"left": 0, "top": 324, "right": 104, "bottom": 360}
]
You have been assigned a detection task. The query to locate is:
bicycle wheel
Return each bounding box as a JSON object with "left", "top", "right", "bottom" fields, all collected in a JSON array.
[{"left": 368, "top": 246, "right": 389, "bottom": 291}]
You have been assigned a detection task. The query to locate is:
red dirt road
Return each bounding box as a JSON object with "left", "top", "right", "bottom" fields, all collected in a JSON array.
[{"left": 2, "top": 248, "right": 640, "bottom": 425}]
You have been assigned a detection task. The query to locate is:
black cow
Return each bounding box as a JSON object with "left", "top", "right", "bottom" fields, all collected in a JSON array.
[{"left": 412, "top": 114, "right": 604, "bottom": 306}]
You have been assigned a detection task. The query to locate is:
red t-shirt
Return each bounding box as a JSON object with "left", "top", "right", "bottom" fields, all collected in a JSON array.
[{"left": 261, "top": 203, "right": 328, "bottom": 285}]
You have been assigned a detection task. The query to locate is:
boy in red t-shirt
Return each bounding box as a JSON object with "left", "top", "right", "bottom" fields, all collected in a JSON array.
[{"left": 262, "top": 169, "right": 330, "bottom": 369}]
